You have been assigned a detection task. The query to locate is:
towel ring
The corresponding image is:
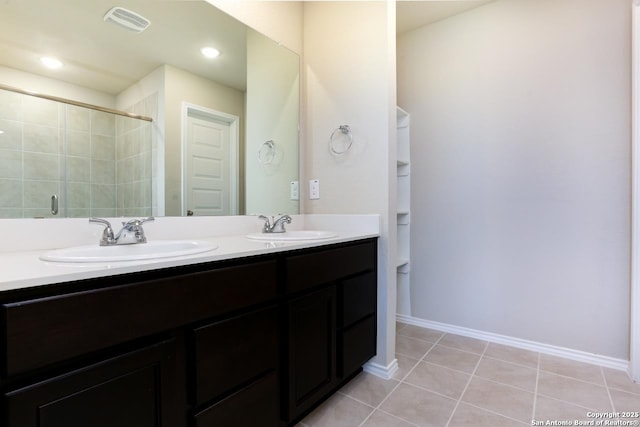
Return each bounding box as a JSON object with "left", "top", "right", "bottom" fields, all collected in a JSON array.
[
  {"left": 329, "top": 125, "right": 353, "bottom": 155},
  {"left": 258, "top": 140, "right": 276, "bottom": 164}
]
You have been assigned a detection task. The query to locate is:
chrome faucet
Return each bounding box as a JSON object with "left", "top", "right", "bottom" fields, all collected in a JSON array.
[
  {"left": 89, "top": 217, "right": 154, "bottom": 246},
  {"left": 259, "top": 214, "right": 292, "bottom": 233}
]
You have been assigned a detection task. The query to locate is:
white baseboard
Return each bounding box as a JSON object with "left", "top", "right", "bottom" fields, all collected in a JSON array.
[
  {"left": 397, "top": 314, "right": 629, "bottom": 372},
  {"left": 363, "top": 358, "right": 399, "bottom": 380}
]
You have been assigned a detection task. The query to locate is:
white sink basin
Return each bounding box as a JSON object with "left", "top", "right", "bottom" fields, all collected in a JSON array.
[
  {"left": 40, "top": 240, "right": 218, "bottom": 263},
  {"left": 246, "top": 230, "right": 338, "bottom": 241}
]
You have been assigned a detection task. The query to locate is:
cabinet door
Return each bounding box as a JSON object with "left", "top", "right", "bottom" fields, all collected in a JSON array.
[
  {"left": 286, "top": 286, "right": 337, "bottom": 420},
  {"left": 5, "top": 339, "right": 179, "bottom": 427}
]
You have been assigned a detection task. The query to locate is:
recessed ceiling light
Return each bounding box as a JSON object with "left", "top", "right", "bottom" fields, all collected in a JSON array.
[
  {"left": 40, "top": 56, "right": 63, "bottom": 70},
  {"left": 201, "top": 47, "right": 220, "bottom": 59}
]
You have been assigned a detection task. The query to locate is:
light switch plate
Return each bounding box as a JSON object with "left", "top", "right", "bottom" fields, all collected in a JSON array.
[
  {"left": 290, "top": 181, "right": 299, "bottom": 200},
  {"left": 309, "top": 179, "right": 320, "bottom": 200}
]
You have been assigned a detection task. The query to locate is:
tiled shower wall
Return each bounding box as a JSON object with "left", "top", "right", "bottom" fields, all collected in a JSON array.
[
  {"left": 0, "top": 88, "right": 151, "bottom": 218},
  {"left": 115, "top": 115, "right": 152, "bottom": 217},
  {"left": 118, "top": 92, "right": 158, "bottom": 217}
]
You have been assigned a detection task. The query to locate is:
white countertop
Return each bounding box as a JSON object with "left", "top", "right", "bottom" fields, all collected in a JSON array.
[{"left": 0, "top": 215, "right": 380, "bottom": 293}]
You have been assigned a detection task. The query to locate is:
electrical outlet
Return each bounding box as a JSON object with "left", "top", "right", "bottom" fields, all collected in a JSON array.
[
  {"left": 309, "top": 179, "right": 320, "bottom": 200},
  {"left": 290, "top": 181, "right": 299, "bottom": 200}
]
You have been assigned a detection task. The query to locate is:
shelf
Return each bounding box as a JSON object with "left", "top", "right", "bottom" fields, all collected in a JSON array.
[
  {"left": 397, "top": 212, "right": 410, "bottom": 225},
  {"left": 397, "top": 107, "right": 410, "bottom": 129},
  {"left": 396, "top": 106, "right": 411, "bottom": 315},
  {"left": 397, "top": 260, "right": 410, "bottom": 274}
]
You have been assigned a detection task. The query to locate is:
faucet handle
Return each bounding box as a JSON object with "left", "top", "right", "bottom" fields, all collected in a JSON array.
[
  {"left": 122, "top": 216, "right": 155, "bottom": 226},
  {"left": 89, "top": 217, "right": 115, "bottom": 246},
  {"left": 271, "top": 214, "right": 292, "bottom": 233},
  {"left": 90, "top": 217, "right": 111, "bottom": 227},
  {"left": 121, "top": 217, "right": 154, "bottom": 244},
  {"left": 259, "top": 215, "right": 276, "bottom": 233}
]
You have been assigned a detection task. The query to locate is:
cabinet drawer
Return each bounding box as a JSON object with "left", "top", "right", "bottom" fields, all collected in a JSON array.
[
  {"left": 340, "top": 272, "right": 376, "bottom": 328},
  {"left": 2, "top": 260, "right": 277, "bottom": 376},
  {"left": 193, "top": 371, "right": 279, "bottom": 427},
  {"left": 338, "top": 315, "right": 376, "bottom": 378},
  {"left": 193, "top": 305, "right": 278, "bottom": 406},
  {"left": 285, "top": 240, "right": 376, "bottom": 293}
]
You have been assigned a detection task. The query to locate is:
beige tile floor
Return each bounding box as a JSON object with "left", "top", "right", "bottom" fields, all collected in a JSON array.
[{"left": 298, "top": 322, "right": 640, "bottom": 427}]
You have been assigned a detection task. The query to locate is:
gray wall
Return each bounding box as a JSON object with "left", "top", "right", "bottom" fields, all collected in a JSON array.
[{"left": 397, "top": 0, "right": 631, "bottom": 359}]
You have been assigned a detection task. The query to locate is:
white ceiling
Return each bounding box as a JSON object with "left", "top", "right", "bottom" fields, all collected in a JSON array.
[
  {"left": 0, "top": 0, "right": 248, "bottom": 95},
  {"left": 397, "top": 0, "right": 495, "bottom": 34},
  {"left": 0, "top": 0, "right": 494, "bottom": 96}
]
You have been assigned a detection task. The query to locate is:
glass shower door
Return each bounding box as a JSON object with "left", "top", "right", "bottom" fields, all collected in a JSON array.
[{"left": 0, "top": 87, "right": 152, "bottom": 218}]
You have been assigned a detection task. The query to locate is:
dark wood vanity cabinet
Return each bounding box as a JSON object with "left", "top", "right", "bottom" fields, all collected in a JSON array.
[{"left": 0, "top": 238, "right": 377, "bottom": 427}]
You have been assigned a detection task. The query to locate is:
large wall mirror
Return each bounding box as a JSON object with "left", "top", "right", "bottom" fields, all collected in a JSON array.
[{"left": 0, "top": 0, "right": 300, "bottom": 218}]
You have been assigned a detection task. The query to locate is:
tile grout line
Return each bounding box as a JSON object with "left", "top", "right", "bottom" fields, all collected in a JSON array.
[
  {"left": 354, "top": 363, "right": 414, "bottom": 427},
  {"left": 357, "top": 332, "right": 446, "bottom": 427},
  {"left": 531, "top": 351, "right": 541, "bottom": 423},
  {"left": 539, "top": 368, "right": 614, "bottom": 388},
  {"left": 445, "top": 368, "right": 538, "bottom": 395},
  {"left": 535, "top": 366, "right": 618, "bottom": 415},
  {"left": 410, "top": 357, "right": 540, "bottom": 396},
  {"left": 371, "top": 408, "right": 423, "bottom": 427},
  {"left": 398, "top": 331, "right": 489, "bottom": 359},
  {"left": 601, "top": 365, "right": 618, "bottom": 412},
  {"left": 396, "top": 375, "right": 539, "bottom": 426},
  {"left": 534, "top": 390, "right": 611, "bottom": 415},
  {"left": 444, "top": 339, "right": 489, "bottom": 427},
  {"left": 419, "top": 332, "right": 446, "bottom": 363},
  {"left": 456, "top": 401, "right": 531, "bottom": 425},
  {"left": 482, "top": 353, "right": 541, "bottom": 370}
]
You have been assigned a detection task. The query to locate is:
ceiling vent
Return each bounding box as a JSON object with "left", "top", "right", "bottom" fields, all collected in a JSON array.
[{"left": 103, "top": 7, "right": 151, "bottom": 33}]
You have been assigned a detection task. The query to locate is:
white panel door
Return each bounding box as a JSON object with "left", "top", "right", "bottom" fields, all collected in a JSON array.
[{"left": 185, "top": 114, "right": 231, "bottom": 216}]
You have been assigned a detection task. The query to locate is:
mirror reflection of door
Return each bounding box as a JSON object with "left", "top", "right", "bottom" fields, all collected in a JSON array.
[{"left": 183, "top": 105, "right": 239, "bottom": 216}]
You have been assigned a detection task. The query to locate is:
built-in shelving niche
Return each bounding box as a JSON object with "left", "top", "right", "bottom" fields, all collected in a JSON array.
[{"left": 396, "top": 106, "right": 411, "bottom": 316}]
